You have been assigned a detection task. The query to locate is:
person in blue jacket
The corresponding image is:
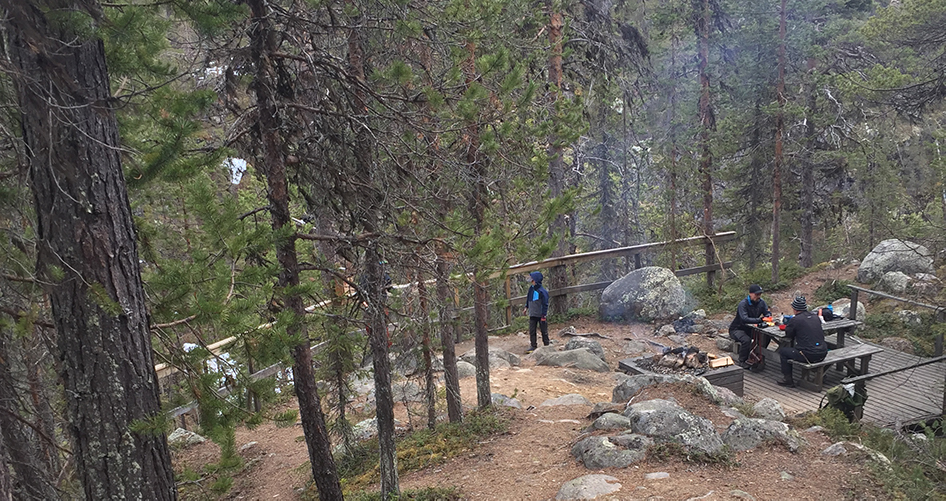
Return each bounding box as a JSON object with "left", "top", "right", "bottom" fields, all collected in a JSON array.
[{"left": 523, "top": 271, "right": 550, "bottom": 353}]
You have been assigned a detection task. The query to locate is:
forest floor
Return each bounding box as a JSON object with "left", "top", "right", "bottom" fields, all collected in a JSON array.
[{"left": 173, "top": 264, "right": 889, "bottom": 500}]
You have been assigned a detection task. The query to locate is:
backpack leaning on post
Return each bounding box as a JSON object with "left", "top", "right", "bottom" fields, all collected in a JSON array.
[{"left": 820, "top": 383, "right": 867, "bottom": 422}]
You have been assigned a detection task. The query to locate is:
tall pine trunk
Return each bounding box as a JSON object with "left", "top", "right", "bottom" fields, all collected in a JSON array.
[
  {"left": 799, "top": 58, "right": 818, "bottom": 268},
  {"left": 697, "top": 0, "right": 716, "bottom": 287},
  {"left": 436, "top": 248, "right": 463, "bottom": 423},
  {"left": 246, "top": 1, "right": 343, "bottom": 498},
  {"left": 548, "top": 6, "right": 568, "bottom": 316},
  {"left": 345, "top": 4, "right": 399, "bottom": 494},
  {"left": 4, "top": 2, "right": 176, "bottom": 498},
  {"left": 772, "top": 0, "right": 787, "bottom": 282}
]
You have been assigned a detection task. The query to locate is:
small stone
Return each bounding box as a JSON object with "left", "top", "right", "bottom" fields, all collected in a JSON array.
[
  {"left": 239, "top": 441, "right": 258, "bottom": 452},
  {"left": 644, "top": 472, "right": 669, "bottom": 480},
  {"left": 779, "top": 471, "right": 794, "bottom": 481},
  {"left": 729, "top": 490, "right": 756, "bottom": 500}
]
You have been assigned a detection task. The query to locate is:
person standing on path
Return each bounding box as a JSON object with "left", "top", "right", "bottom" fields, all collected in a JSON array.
[{"left": 523, "top": 271, "right": 550, "bottom": 353}]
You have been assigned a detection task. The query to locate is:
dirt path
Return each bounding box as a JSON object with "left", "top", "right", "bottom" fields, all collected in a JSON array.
[{"left": 173, "top": 264, "right": 881, "bottom": 500}]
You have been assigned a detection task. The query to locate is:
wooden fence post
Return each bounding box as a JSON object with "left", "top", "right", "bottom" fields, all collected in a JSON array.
[
  {"left": 504, "top": 276, "right": 512, "bottom": 327},
  {"left": 848, "top": 288, "right": 859, "bottom": 321}
]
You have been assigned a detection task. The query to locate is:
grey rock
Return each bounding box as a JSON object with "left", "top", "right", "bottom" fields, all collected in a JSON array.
[
  {"left": 896, "top": 310, "right": 922, "bottom": 326},
  {"left": 460, "top": 347, "right": 520, "bottom": 368},
  {"left": 456, "top": 360, "right": 476, "bottom": 378},
  {"left": 832, "top": 298, "right": 866, "bottom": 321},
  {"left": 239, "top": 441, "right": 258, "bottom": 453},
  {"left": 730, "top": 490, "right": 757, "bottom": 500},
  {"left": 622, "top": 340, "right": 649, "bottom": 354},
  {"left": 570, "top": 435, "right": 651, "bottom": 469},
  {"left": 599, "top": 266, "right": 691, "bottom": 322},
  {"left": 715, "top": 336, "right": 734, "bottom": 352},
  {"left": 656, "top": 324, "right": 677, "bottom": 336},
  {"left": 881, "top": 336, "right": 914, "bottom": 354},
  {"left": 858, "top": 239, "right": 934, "bottom": 283},
  {"left": 721, "top": 407, "right": 747, "bottom": 420},
  {"left": 752, "top": 398, "right": 786, "bottom": 421},
  {"left": 878, "top": 271, "right": 912, "bottom": 294},
  {"left": 667, "top": 334, "right": 688, "bottom": 345},
  {"left": 558, "top": 325, "right": 578, "bottom": 337},
  {"left": 491, "top": 393, "right": 523, "bottom": 409},
  {"left": 536, "top": 347, "right": 611, "bottom": 372},
  {"left": 624, "top": 399, "right": 724, "bottom": 455},
  {"left": 591, "top": 413, "right": 632, "bottom": 431},
  {"left": 779, "top": 471, "right": 794, "bottom": 481},
  {"left": 541, "top": 393, "right": 593, "bottom": 407},
  {"left": 644, "top": 472, "right": 670, "bottom": 480},
  {"left": 564, "top": 338, "right": 606, "bottom": 361},
  {"left": 393, "top": 350, "right": 444, "bottom": 376},
  {"left": 168, "top": 428, "right": 207, "bottom": 447},
  {"left": 804, "top": 426, "right": 825, "bottom": 433},
  {"left": 612, "top": 374, "right": 686, "bottom": 403},
  {"left": 555, "top": 474, "right": 622, "bottom": 500},
  {"left": 393, "top": 381, "right": 425, "bottom": 403},
  {"left": 722, "top": 418, "right": 803, "bottom": 452},
  {"left": 352, "top": 418, "right": 379, "bottom": 441},
  {"left": 822, "top": 442, "right": 846, "bottom": 456}
]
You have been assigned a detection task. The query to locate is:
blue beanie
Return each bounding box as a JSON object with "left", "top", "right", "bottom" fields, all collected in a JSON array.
[{"left": 530, "top": 271, "right": 543, "bottom": 284}]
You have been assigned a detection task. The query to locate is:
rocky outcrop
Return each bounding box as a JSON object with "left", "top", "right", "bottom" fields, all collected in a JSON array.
[
  {"left": 721, "top": 418, "right": 803, "bottom": 452},
  {"left": 624, "top": 399, "right": 724, "bottom": 455},
  {"left": 599, "top": 266, "right": 690, "bottom": 322},
  {"left": 536, "top": 348, "right": 611, "bottom": 372},
  {"left": 555, "top": 474, "right": 622, "bottom": 500},
  {"left": 564, "top": 338, "right": 606, "bottom": 361},
  {"left": 857, "top": 239, "right": 933, "bottom": 283},
  {"left": 571, "top": 434, "right": 652, "bottom": 469}
]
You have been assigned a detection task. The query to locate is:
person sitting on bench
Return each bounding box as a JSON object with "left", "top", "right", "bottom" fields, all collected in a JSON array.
[
  {"left": 728, "top": 284, "right": 771, "bottom": 369},
  {"left": 777, "top": 296, "right": 828, "bottom": 387}
]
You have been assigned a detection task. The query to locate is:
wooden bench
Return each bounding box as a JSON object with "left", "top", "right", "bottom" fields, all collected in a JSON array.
[{"left": 788, "top": 344, "right": 884, "bottom": 392}]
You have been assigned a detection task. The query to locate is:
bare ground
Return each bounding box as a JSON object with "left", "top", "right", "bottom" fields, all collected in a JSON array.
[{"left": 174, "top": 264, "right": 884, "bottom": 500}]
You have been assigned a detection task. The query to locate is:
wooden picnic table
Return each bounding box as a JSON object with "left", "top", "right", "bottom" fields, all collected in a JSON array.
[{"left": 750, "top": 318, "right": 862, "bottom": 348}]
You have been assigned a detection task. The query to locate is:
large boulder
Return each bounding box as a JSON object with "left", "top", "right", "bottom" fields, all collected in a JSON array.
[
  {"left": 877, "top": 271, "right": 911, "bottom": 294},
  {"left": 624, "top": 399, "right": 724, "bottom": 455},
  {"left": 564, "top": 338, "right": 606, "bottom": 361},
  {"left": 536, "top": 348, "right": 611, "bottom": 372},
  {"left": 570, "top": 434, "right": 652, "bottom": 469},
  {"left": 721, "top": 418, "right": 803, "bottom": 452},
  {"left": 599, "top": 266, "right": 690, "bottom": 322},
  {"left": 857, "top": 239, "right": 934, "bottom": 283},
  {"left": 460, "top": 347, "right": 520, "bottom": 369}
]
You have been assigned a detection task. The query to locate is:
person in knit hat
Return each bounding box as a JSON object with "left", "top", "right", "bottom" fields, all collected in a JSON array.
[
  {"left": 776, "top": 295, "right": 828, "bottom": 387},
  {"left": 523, "top": 271, "right": 550, "bottom": 353}
]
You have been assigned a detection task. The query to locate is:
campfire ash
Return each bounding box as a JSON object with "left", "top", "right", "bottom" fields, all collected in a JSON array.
[{"left": 639, "top": 346, "right": 712, "bottom": 376}]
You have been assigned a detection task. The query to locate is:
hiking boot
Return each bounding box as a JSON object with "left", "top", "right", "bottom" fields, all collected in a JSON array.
[
  {"left": 776, "top": 378, "right": 795, "bottom": 387},
  {"left": 525, "top": 347, "right": 536, "bottom": 354}
]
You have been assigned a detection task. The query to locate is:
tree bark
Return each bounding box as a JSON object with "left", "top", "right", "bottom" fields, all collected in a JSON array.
[
  {"left": 697, "top": 0, "right": 716, "bottom": 287},
  {"left": 799, "top": 58, "right": 818, "bottom": 268},
  {"left": 436, "top": 250, "right": 463, "bottom": 423},
  {"left": 0, "top": 327, "right": 59, "bottom": 500},
  {"left": 548, "top": 7, "right": 568, "bottom": 316},
  {"left": 772, "top": 0, "right": 787, "bottom": 282},
  {"left": 246, "top": 1, "right": 344, "bottom": 499},
  {"left": 345, "top": 2, "right": 399, "bottom": 494},
  {"left": 4, "top": 2, "right": 176, "bottom": 498},
  {"left": 417, "top": 271, "right": 437, "bottom": 430}
]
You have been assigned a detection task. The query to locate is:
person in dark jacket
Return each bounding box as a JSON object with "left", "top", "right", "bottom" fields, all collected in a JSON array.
[
  {"left": 776, "top": 296, "right": 828, "bottom": 387},
  {"left": 728, "top": 284, "right": 772, "bottom": 368},
  {"left": 523, "top": 271, "right": 550, "bottom": 353}
]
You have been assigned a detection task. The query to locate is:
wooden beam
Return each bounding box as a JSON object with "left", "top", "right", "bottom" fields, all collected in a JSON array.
[
  {"left": 674, "top": 261, "right": 733, "bottom": 277},
  {"left": 840, "top": 355, "right": 946, "bottom": 384},
  {"left": 491, "top": 232, "right": 736, "bottom": 278}
]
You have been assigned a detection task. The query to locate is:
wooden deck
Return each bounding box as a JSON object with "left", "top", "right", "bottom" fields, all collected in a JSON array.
[{"left": 743, "top": 338, "right": 945, "bottom": 428}]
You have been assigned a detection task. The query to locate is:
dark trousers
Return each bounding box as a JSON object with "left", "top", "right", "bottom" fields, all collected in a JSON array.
[
  {"left": 529, "top": 317, "right": 549, "bottom": 349},
  {"left": 778, "top": 347, "right": 827, "bottom": 379},
  {"left": 730, "top": 329, "right": 770, "bottom": 363}
]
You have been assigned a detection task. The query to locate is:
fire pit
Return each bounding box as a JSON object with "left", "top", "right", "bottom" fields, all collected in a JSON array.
[{"left": 618, "top": 350, "right": 744, "bottom": 397}]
